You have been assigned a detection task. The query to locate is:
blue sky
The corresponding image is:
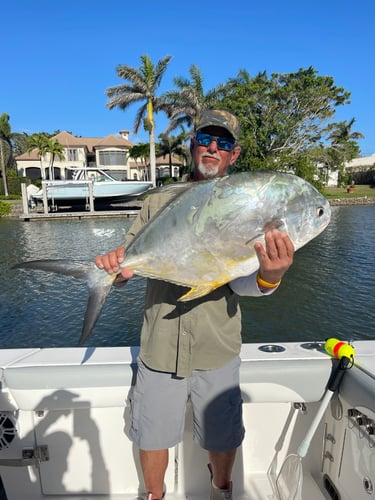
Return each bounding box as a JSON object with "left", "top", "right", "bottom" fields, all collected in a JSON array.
[{"left": 3, "top": 0, "right": 374, "bottom": 156}]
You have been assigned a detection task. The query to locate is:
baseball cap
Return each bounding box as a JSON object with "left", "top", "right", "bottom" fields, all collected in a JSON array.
[{"left": 196, "top": 109, "right": 240, "bottom": 142}]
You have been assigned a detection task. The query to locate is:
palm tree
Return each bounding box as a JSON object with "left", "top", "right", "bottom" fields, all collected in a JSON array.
[
  {"left": 27, "top": 133, "right": 50, "bottom": 179},
  {"left": 0, "top": 113, "right": 13, "bottom": 197},
  {"left": 328, "top": 117, "right": 364, "bottom": 157},
  {"left": 328, "top": 117, "right": 364, "bottom": 144},
  {"left": 0, "top": 115, "right": 30, "bottom": 196},
  {"left": 129, "top": 142, "right": 150, "bottom": 180},
  {"left": 327, "top": 118, "right": 364, "bottom": 183},
  {"left": 157, "top": 133, "right": 188, "bottom": 178},
  {"left": 163, "top": 64, "right": 221, "bottom": 135},
  {"left": 44, "top": 139, "right": 65, "bottom": 180},
  {"left": 106, "top": 54, "right": 172, "bottom": 187}
]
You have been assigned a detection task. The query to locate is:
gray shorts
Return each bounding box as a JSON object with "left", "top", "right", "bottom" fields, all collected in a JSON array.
[{"left": 129, "top": 356, "right": 244, "bottom": 451}]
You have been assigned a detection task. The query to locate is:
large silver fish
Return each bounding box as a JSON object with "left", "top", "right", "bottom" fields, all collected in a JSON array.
[{"left": 13, "top": 172, "right": 331, "bottom": 344}]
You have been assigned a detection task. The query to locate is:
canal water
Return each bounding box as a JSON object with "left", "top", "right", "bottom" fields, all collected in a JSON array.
[{"left": 0, "top": 205, "right": 374, "bottom": 348}]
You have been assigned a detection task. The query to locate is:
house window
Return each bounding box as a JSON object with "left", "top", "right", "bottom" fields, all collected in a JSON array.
[
  {"left": 67, "top": 148, "right": 79, "bottom": 161},
  {"left": 99, "top": 150, "right": 126, "bottom": 166}
]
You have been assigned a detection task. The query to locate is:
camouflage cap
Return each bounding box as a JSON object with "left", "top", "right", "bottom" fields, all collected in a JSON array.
[{"left": 196, "top": 110, "right": 240, "bottom": 142}]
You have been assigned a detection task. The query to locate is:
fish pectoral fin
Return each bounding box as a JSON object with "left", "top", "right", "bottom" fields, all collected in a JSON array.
[
  {"left": 178, "top": 283, "right": 222, "bottom": 302},
  {"left": 245, "top": 233, "right": 263, "bottom": 246},
  {"left": 244, "top": 220, "right": 287, "bottom": 246},
  {"left": 263, "top": 219, "right": 286, "bottom": 232}
]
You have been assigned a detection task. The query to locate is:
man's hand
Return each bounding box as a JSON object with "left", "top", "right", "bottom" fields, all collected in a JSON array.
[
  {"left": 95, "top": 246, "right": 133, "bottom": 285},
  {"left": 255, "top": 230, "right": 294, "bottom": 284}
]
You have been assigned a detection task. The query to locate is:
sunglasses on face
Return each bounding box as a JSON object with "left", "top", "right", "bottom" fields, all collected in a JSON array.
[{"left": 195, "top": 131, "right": 235, "bottom": 151}]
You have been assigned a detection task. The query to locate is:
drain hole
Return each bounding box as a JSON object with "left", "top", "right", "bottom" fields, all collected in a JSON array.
[
  {"left": 300, "top": 342, "right": 325, "bottom": 351},
  {"left": 363, "top": 476, "right": 373, "bottom": 494},
  {"left": 258, "top": 344, "right": 285, "bottom": 353},
  {"left": 323, "top": 474, "right": 341, "bottom": 500}
]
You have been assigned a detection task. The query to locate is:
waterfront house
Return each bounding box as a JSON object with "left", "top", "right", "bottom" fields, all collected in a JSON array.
[
  {"left": 16, "top": 130, "right": 186, "bottom": 183},
  {"left": 344, "top": 153, "right": 375, "bottom": 184},
  {"left": 15, "top": 130, "right": 140, "bottom": 181}
]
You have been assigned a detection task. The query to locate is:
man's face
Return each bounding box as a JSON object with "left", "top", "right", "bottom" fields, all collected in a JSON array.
[{"left": 190, "top": 126, "right": 241, "bottom": 180}]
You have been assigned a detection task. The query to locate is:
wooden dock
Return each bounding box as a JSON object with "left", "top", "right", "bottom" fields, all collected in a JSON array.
[{"left": 20, "top": 208, "right": 140, "bottom": 221}]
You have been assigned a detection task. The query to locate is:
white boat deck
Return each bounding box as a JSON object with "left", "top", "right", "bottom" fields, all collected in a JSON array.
[{"left": 0, "top": 341, "right": 373, "bottom": 499}]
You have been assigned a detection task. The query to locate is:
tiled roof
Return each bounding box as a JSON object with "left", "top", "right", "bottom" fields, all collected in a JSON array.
[
  {"left": 53, "top": 132, "right": 134, "bottom": 151},
  {"left": 16, "top": 131, "right": 134, "bottom": 159},
  {"left": 53, "top": 131, "right": 89, "bottom": 148},
  {"left": 16, "top": 149, "right": 40, "bottom": 160},
  {"left": 95, "top": 134, "right": 134, "bottom": 148}
]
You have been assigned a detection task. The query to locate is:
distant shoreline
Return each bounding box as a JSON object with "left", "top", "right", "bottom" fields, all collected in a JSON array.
[{"left": 2, "top": 196, "right": 375, "bottom": 219}]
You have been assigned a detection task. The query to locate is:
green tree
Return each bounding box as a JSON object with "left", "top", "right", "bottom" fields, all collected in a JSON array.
[
  {"left": 11, "top": 132, "right": 29, "bottom": 158},
  {"left": 218, "top": 66, "right": 352, "bottom": 173},
  {"left": 157, "top": 133, "right": 188, "bottom": 178},
  {"left": 106, "top": 54, "right": 172, "bottom": 187},
  {"left": 0, "top": 114, "right": 30, "bottom": 195},
  {"left": 0, "top": 113, "right": 13, "bottom": 196}
]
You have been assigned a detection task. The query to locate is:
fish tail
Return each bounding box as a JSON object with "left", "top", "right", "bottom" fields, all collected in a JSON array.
[
  {"left": 79, "top": 277, "right": 115, "bottom": 345},
  {"left": 12, "top": 259, "right": 118, "bottom": 344}
]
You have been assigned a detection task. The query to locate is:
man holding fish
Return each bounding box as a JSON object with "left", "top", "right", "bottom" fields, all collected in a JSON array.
[{"left": 96, "top": 110, "right": 295, "bottom": 500}]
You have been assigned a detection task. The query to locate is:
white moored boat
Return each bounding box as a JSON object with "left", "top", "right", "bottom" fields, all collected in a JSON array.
[
  {"left": 0, "top": 340, "right": 373, "bottom": 499},
  {"left": 31, "top": 168, "right": 153, "bottom": 207}
]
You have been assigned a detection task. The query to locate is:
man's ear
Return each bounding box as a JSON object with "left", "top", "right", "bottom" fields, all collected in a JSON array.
[{"left": 230, "top": 146, "right": 241, "bottom": 164}]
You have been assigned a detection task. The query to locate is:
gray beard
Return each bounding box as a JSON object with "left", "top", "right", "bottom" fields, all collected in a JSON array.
[{"left": 196, "top": 162, "right": 219, "bottom": 179}]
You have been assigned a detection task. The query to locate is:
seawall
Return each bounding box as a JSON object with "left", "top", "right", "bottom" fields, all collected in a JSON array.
[{"left": 330, "top": 197, "right": 375, "bottom": 206}]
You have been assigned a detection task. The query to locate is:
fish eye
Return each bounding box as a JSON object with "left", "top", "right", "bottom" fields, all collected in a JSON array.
[{"left": 317, "top": 207, "right": 325, "bottom": 217}]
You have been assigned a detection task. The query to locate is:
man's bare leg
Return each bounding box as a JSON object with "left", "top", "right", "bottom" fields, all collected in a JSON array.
[
  {"left": 208, "top": 449, "right": 237, "bottom": 489},
  {"left": 140, "top": 449, "right": 168, "bottom": 499}
]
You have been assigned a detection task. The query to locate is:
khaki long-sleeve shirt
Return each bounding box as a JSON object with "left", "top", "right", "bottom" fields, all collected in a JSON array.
[{"left": 125, "top": 188, "right": 269, "bottom": 377}]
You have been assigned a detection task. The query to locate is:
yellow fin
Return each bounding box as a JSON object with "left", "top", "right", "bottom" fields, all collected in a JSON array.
[{"left": 178, "top": 281, "right": 226, "bottom": 301}]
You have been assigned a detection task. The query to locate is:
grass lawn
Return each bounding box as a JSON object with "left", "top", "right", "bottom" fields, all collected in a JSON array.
[{"left": 324, "top": 185, "right": 375, "bottom": 199}]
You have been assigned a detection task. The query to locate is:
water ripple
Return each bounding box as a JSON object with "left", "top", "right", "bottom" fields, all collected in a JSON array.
[{"left": 1, "top": 206, "right": 374, "bottom": 348}]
